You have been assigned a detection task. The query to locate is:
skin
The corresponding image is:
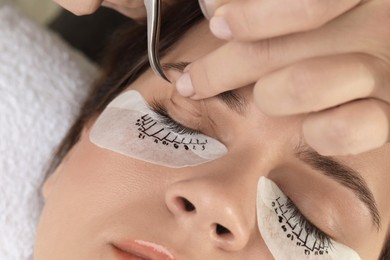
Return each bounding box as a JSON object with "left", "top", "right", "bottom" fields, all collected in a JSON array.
[{"left": 34, "top": 20, "right": 390, "bottom": 259}]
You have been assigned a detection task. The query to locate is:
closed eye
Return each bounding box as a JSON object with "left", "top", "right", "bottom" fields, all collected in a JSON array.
[
  {"left": 149, "top": 99, "right": 201, "bottom": 136},
  {"left": 285, "top": 197, "right": 332, "bottom": 247}
]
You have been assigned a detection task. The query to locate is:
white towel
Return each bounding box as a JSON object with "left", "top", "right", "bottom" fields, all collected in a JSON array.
[{"left": 0, "top": 4, "right": 99, "bottom": 259}]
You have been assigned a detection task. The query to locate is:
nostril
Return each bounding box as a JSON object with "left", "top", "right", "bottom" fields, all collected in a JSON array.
[
  {"left": 177, "top": 197, "right": 196, "bottom": 212},
  {"left": 183, "top": 198, "right": 196, "bottom": 212},
  {"left": 215, "top": 224, "right": 233, "bottom": 238}
]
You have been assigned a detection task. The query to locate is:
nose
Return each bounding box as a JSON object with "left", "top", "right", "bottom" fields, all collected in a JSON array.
[{"left": 165, "top": 178, "right": 252, "bottom": 251}]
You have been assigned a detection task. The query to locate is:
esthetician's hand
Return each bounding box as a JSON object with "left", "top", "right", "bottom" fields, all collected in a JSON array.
[
  {"left": 53, "top": 0, "right": 174, "bottom": 20},
  {"left": 177, "top": 0, "right": 390, "bottom": 156}
]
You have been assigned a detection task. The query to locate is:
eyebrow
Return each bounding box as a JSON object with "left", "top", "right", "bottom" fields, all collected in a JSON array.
[
  {"left": 295, "top": 143, "right": 381, "bottom": 230},
  {"left": 162, "top": 62, "right": 248, "bottom": 115}
]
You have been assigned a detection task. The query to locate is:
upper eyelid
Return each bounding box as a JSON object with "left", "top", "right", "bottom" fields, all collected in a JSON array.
[
  {"left": 149, "top": 98, "right": 225, "bottom": 143},
  {"left": 149, "top": 99, "right": 202, "bottom": 135},
  {"left": 286, "top": 196, "right": 334, "bottom": 242}
]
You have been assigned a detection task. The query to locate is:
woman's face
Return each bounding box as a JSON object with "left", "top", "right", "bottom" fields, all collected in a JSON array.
[{"left": 34, "top": 21, "right": 389, "bottom": 259}]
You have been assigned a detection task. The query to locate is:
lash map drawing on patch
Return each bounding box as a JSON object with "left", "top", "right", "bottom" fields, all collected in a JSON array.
[
  {"left": 256, "top": 176, "right": 361, "bottom": 260},
  {"left": 89, "top": 90, "right": 228, "bottom": 168},
  {"left": 136, "top": 113, "right": 208, "bottom": 151}
]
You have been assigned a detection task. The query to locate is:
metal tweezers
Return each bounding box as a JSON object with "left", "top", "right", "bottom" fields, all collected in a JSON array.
[{"left": 144, "top": 0, "right": 170, "bottom": 83}]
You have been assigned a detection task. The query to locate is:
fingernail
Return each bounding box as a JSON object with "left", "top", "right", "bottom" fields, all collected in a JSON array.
[
  {"left": 198, "top": 0, "right": 216, "bottom": 20},
  {"left": 210, "top": 16, "right": 232, "bottom": 40},
  {"left": 176, "top": 73, "right": 195, "bottom": 97}
]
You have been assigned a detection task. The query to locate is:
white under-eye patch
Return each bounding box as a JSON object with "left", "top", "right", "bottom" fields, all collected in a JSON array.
[
  {"left": 89, "top": 90, "right": 228, "bottom": 168},
  {"left": 257, "top": 177, "right": 361, "bottom": 260}
]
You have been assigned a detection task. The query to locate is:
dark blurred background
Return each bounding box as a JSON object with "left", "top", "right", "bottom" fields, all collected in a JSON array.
[
  {"left": 10, "top": 0, "right": 135, "bottom": 65},
  {"left": 48, "top": 7, "right": 133, "bottom": 65}
]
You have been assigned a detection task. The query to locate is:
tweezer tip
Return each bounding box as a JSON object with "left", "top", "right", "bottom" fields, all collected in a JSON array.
[
  {"left": 151, "top": 63, "right": 171, "bottom": 83},
  {"left": 161, "top": 73, "right": 171, "bottom": 83}
]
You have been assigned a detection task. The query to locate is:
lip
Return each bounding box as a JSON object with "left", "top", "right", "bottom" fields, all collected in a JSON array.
[{"left": 113, "top": 240, "right": 175, "bottom": 260}]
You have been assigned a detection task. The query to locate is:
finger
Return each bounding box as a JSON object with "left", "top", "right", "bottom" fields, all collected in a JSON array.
[
  {"left": 102, "top": 1, "right": 146, "bottom": 20},
  {"left": 199, "top": 0, "right": 231, "bottom": 20},
  {"left": 54, "top": 0, "right": 103, "bottom": 15},
  {"left": 253, "top": 54, "right": 390, "bottom": 116},
  {"left": 175, "top": 30, "right": 334, "bottom": 99},
  {"left": 211, "top": 0, "right": 362, "bottom": 41},
  {"left": 103, "top": 0, "right": 144, "bottom": 8},
  {"left": 303, "top": 99, "right": 390, "bottom": 156},
  {"left": 176, "top": 37, "right": 314, "bottom": 99},
  {"left": 176, "top": 1, "right": 387, "bottom": 100}
]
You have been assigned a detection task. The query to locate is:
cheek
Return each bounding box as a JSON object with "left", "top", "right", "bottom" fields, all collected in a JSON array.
[
  {"left": 35, "top": 132, "right": 175, "bottom": 251},
  {"left": 44, "top": 130, "right": 173, "bottom": 214}
]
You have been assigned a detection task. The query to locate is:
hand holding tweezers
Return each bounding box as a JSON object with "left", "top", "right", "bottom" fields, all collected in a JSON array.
[{"left": 144, "top": 0, "right": 170, "bottom": 83}]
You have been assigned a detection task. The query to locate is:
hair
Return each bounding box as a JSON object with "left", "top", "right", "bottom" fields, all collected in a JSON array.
[
  {"left": 382, "top": 235, "right": 390, "bottom": 260},
  {"left": 45, "top": 0, "right": 204, "bottom": 176},
  {"left": 45, "top": 1, "right": 389, "bottom": 258}
]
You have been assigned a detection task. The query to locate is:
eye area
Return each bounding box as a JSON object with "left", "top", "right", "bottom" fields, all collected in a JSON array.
[
  {"left": 257, "top": 177, "right": 348, "bottom": 258},
  {"left": 150, "top": 100, "right": 331, "bottom": 243},
  {"left": 151, "top": 98, "right": 338, "bottom": 255},
  {"left": 284, "top": 197, "right": 333, "bottom": 247},
  {"left": 150, "top": 100, "right": 201, "bottom": 136}
]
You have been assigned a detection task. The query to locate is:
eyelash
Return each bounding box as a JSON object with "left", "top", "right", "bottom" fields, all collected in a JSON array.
[
  {"left": 286, "top": 197, "right": 332, "bottom": 247},
  {"left": 150, "top": 100, "right": 200, "bottom": 136}
]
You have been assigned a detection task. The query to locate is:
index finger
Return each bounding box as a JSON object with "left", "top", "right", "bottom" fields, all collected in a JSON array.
[{"left": 175, "top": 29, "right": 330, "bottom": 99}]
